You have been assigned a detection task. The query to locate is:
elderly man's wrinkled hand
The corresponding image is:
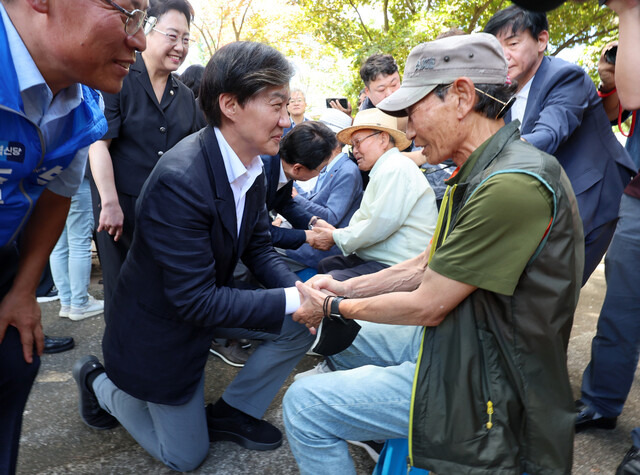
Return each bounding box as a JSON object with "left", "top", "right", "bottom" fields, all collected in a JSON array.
[
  {"left": 293, "top": 281, "right": 326, "bottom": 332},
  {"left": 306, "top": 273, "right": 348, "bottom": 297},
  {"left": 311, "top": 218, "right": 335, "bottom": 230},
  {"left": 310, "top": 227, "right": 334, "bottom": 250}
]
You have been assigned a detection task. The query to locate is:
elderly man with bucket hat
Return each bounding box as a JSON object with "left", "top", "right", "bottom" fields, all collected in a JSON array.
[
  {"left": 283, "top": 33, "right": 583, "bottom": 474},
  {"left": 309, "top": 107, "right": 438, "bottom": 280}
]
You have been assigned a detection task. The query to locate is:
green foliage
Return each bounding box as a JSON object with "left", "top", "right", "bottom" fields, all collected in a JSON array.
[{"left": 296, "top": 0, "right": 620, "bottom": 95}]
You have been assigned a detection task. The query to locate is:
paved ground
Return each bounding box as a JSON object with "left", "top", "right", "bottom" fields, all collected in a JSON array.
[{"left": 16, "top": 259, "right": 636, "bottom": 474}]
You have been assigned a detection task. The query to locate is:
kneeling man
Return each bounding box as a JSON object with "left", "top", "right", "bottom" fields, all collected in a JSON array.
[
  {"left": 72, "top": 42, "right": 311, "bottom": 472},
  {"left": 285, "top": 33, "right": 583, "bottom": 475}
]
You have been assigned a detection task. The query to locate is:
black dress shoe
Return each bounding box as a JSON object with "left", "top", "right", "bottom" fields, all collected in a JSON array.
[
  {"left": 575, "top": 399, "right": 617, "bottom": 433},
  {"left": 206, "top": 399, "right": 282, "bottom": 451},
  {"left": 72, "top": 355, "right": 119, "bottom": 430},
  {"left": 43, "top": 335, "right": 75, "bottom": 354},
  {"left": 618, "top": 446, "right": 640, "bottom": 475}
]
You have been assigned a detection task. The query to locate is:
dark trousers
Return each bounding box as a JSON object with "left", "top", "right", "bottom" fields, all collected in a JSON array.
[
  {"left": 581, "top": 195, "right": 640, "bottom": 421},
  {"left": 89, "top": 179, "right": 136, "bottom": 316},
  {"left": 0, "top": 245, "right": 41, "bottom": 475},
  {"left": 317, "top": 254, "right": 388, "bottom": 282},
  {"left": 582, "top": 218, "right": 618, "bottom": 286}
]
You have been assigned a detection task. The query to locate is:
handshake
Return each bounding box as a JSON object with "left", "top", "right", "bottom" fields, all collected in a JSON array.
[{"left": 304, "top": 217, "right": 337, "bottom": 251}]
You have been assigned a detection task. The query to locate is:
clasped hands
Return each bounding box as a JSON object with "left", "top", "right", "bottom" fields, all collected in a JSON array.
[
  {"left": 292, "top": 274, "right": 349, "bottom": 333},
  {"left": 305, "top": 219, "right": 336, "bottom": 250}
]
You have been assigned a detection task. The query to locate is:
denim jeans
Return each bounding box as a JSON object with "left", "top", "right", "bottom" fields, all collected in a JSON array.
[
  {"left": 283, "top": 321, "right": 423, "bottom": 475},
  {"left": 580, "top": 194, "right": 640, "bottom": 420},
  {"left": 50, "top": 178, "right": 94, "bottom": 307}
]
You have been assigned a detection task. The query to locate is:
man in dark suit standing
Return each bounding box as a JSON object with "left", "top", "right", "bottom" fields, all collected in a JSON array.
[
  {"left": 72, "top": 41, "right": 312, "bottom": 472},
  {"left": 485, "top": 5, "right": 637, "bottom": 285}
]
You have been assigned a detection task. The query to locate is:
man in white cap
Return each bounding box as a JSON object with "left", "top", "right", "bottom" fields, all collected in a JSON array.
[{"left": 283, "top": 33, "right": 583, "bottom": 474}]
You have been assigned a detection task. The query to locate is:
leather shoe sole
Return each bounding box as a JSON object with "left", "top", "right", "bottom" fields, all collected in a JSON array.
[
  {"left": 575, "top": 400, "right": 617, "bottom": 433},
  {"left": 43, "top": 335, "right": 75, "bottom": 354}
]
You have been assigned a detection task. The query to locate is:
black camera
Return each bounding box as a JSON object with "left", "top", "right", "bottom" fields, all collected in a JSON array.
[{"left": 605, "top": 45, "right": 618, "bottom": 65}]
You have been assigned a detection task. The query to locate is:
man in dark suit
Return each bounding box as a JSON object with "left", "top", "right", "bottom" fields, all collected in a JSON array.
[
  {"left": 72, "top": 42, "right": 312, "bottom": 472},
  {"left": 485, "top": 5, "right": 637, "bottom": 285},
  {"left": 261, "top": 121, "right": 335, "bottom": 251}
]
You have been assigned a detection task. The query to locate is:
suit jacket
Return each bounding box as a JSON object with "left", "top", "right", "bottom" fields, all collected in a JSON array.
[
  {"left": 103, "top": 126, "right": 299, "bottom": 405},
  {"left": 507, "top": 56, "right": 636, "bottom": 235},
  {"left": 261, "top": 154, "right": 313, "bottom": 249},
  {"left": 286, "top": 153, "right": 363, "bottom": 268}
]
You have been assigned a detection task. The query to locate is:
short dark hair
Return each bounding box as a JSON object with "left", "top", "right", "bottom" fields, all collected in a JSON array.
[
  {"left": 279, "top": 122, "right": 337, "bottom": 170},
  {"left": 434, "top": 82, "right": 517, "bottom": 120},
  {"left": 148, "top": 0, "right": 194, "bottom": 26},
  {"left": 199, "top": 42, "right": 294, "bottom": 128},
  {"left": 360, "top": 54, "right": 399, "bottom": 87},
  {"left": 483, "top": 5, "right": 548, "bottom": 40},
  {"left": 179, "top": 64, "right": 204, "bottom": 98}
]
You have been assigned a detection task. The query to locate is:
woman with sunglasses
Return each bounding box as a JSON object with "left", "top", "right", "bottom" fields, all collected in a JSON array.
[{"left": 89, "top": 0, "right": 204, "bottom": 313}]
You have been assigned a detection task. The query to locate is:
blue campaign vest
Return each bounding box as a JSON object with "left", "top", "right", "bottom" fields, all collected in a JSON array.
[{"left": 0, "top": 20, "right": 107, "bottom": 246}]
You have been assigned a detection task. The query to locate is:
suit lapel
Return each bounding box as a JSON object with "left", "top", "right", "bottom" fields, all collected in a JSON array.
[
  {"left": 521, "top": 56, "right": 549, "bottom": 134},
  {"left": 202, "top": 127, "right": 238, "bottom": 244}
]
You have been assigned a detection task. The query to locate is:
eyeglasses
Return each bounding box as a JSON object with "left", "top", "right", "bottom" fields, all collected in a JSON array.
[
  {"left": 474, "top": 87, "right": 516, "bottom": 119},
  {"left": 103, "top": 0, "right": 157, "bottom": 36},
  {"left": 152, "top": 28, "right": 194, "bottom": 48},
  {"left": 350, "top": 131, "right": 381, "bottom": 152}
]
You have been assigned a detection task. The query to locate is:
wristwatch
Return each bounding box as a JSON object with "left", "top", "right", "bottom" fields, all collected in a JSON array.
[{"left": 329, "top": 296, "right": 348, "bottom": 325}]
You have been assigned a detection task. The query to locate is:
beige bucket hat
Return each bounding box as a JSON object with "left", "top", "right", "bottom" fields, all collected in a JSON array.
[{"left": 336, "top": 108, "right": 411, "bottom": 151}]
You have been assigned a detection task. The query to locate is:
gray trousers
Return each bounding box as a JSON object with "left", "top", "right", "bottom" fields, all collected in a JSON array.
[
  {"left": 93, "top": 373, "right": 209, "bottom": 472},
  {"left": 216, "top": 313, "right": 315, "bottom": 418},
  {"left": 93, "top": 315, "right": 314, "bottom": 470}
]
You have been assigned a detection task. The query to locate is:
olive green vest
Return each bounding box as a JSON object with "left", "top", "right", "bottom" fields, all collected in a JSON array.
[{"left": 410, "top": 122, "right": 584, "bottom": 474}]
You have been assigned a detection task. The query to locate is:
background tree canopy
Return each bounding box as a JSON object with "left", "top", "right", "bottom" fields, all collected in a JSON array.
[{"left": 188, "top": 0, "right": 619, "bottom": 110}]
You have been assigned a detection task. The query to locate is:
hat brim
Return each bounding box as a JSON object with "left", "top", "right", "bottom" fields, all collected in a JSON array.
[
  {"left": 510, "top": 0, "right": 567, "bottom": 10},
  {"left": 376, "top": 84, "right": 437, "bottom": 118},
  {"left": 337, "top": 125, "right": 411, "bottom": 152}
]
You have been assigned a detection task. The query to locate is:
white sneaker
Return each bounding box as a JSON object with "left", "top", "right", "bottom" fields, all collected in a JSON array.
[
  {"left": 69, "top": 295, "right": 104, "bottom": 321},
  {"left": 294, "top": 361, "right": 332, "bottom": 381},
  {"left": 59, "top": 304, "right": 71, "bottom": 318}
]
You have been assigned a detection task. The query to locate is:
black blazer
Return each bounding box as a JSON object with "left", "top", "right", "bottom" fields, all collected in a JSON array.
[
  {"left": 103, "top": 127, "right": 299, "bottom": 405},
  {"left": 262, "top": 154, "right": 312, "bottom": 249},
  {"left": 102, "top": 53, "right": 203, "bottom": 197}
]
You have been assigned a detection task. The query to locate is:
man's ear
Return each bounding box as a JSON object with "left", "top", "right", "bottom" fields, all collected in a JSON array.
[
  {"left": 537, "top": 30, "right": 549, "bottom": 54},
  {"left": 219, "top": 93, "right": 238, "bottom": 122},
  {"left": 451, "top": 78, "right": 476, "bottom": 120},
  {"left": 25, "top": 0, "right": 49, "bottom": 13}
]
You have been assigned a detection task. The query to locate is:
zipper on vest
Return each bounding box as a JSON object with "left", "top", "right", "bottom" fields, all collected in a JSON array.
[
  {"left": 408, "top": 328, "right": 427, "bottom": 468},
  {"left": 477, "top": 332, "right": 494, "bottom": 431},
  {"left": 486, "top": 400, "right": 494, "bottom": 429}
]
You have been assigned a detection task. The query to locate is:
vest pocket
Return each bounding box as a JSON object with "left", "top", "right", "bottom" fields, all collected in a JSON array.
[{"left": 411, "top": 317, "right": 521, "bottom": 470}]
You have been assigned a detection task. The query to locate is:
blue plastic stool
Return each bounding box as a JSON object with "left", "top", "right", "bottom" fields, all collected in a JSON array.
[
  {"left": 295, "top": 267, "right": 318, "bottom": 281},
  {"left": 373, "top": 438, "right": 529, "bottom": 475},
  {"left": 373, "top": 439, "right": 429, "bottom": 475}
]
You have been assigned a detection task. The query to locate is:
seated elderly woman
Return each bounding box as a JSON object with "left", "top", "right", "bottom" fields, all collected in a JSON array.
[{"left": 311, "top": 108, "right": 438, "bottom": 280}]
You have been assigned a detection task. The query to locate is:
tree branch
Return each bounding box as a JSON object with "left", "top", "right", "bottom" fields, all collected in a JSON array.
[
  {"left": 468, "top": 0, "right": 494, "bottom": 32},
  {"left": 346, "top": 0, "right": 373, "bottom": 42},
  {"left": 551, "top": 25, "right": 619, "bottom": 56}
]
